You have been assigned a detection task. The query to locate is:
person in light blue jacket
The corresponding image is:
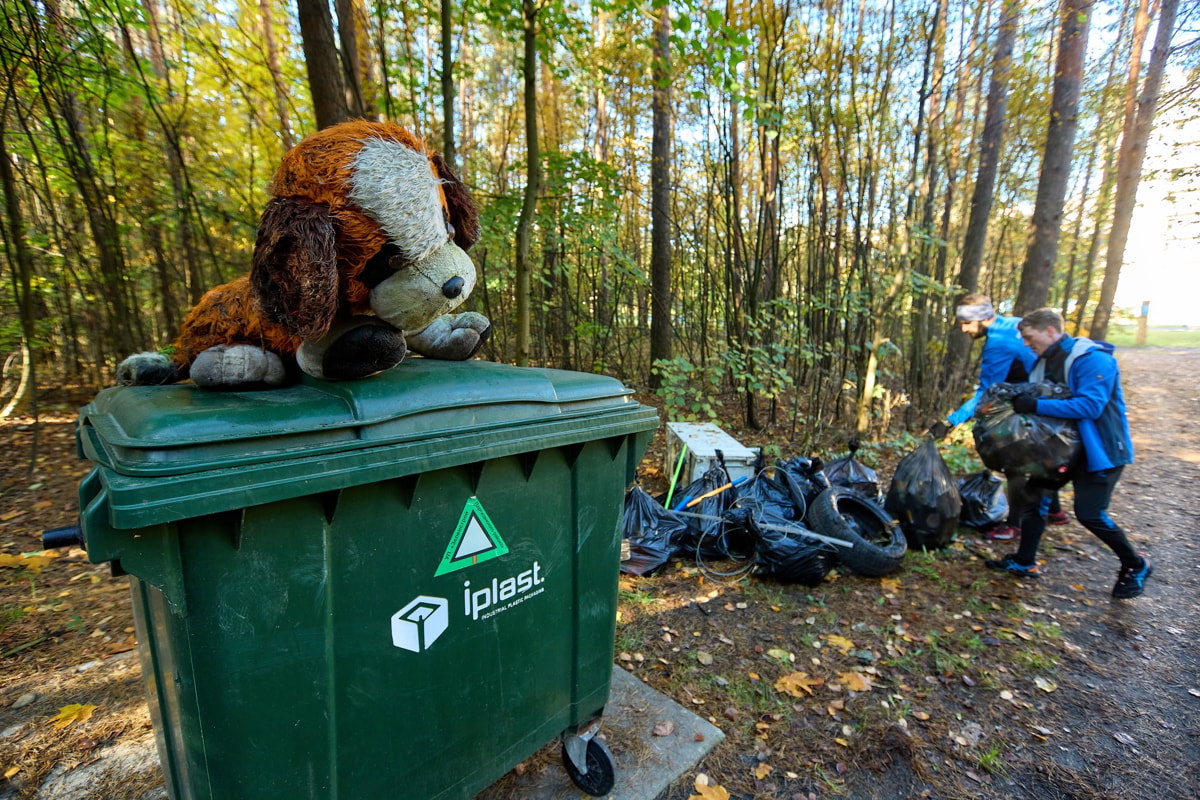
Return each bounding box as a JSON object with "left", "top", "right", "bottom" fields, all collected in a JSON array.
[
  {"left": 935, "top": 295, "right": 1066, "bottom": 539},
  {"left": 944, "top": 295, "right": 1037, "bottom": 428},
  {"left": 986, "top": 308, "right": 1151, "bottom": 599}
]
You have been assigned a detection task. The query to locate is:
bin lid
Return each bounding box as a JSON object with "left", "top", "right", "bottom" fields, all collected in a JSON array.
[{"left": 79, "top": 359, "right": 655, "bottom": 478}]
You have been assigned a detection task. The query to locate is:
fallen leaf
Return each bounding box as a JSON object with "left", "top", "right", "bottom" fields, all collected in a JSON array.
[
  {"left": 1070, "top": 584, "right": 1086, "bottom": 592},
  {"left": 696, "top": 651, "right": 714, "bottom": 666},
  {"left": 1189, "top": 689, "right": 1200, "bottom": 698},
  {"left": 774, "top": 672, "right": 823, "bottom": 697},
  {"left": 33, "top": 500, "right": 53, "bottom": 510},
  {"left": 49, "top": 704, "right": 96, "bottom": 729},
  {"left": 4, "top": 766, "right": 19, "bottom": 779},
  {"left": 1113, "top": 731, "right": 1138, "bottom": 746},
  {"left": 652, "top": 720, "right": 675, "bottom": 737},
  {"left": 880, "top": 578, "right": 902, "bottom": 593},
  {"left": 834, "top": 737, "right": 849, "bottom": 747},
  {"left": 754, "top": 763, "right": 773, "bottom": 779},
  {"left": 688, "top": 774, "right": 730, "bottom": 800},
  {"left": 912, "top": 711, "right": 930, "bottom": 721},
  {"left": 826, "top": 634, "right": 855, "bottom": 654},
  {"left": 1033, "top": 677, "right": 1058, "bottom": 693},
  {"left": 765, "top": 648, "right": 792, "bottom": 663},
  {"left": 840, "top": 671, "right": 872, "bottom": 692}
]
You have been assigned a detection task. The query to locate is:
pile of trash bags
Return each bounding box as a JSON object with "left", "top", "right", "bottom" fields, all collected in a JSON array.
[
  {"left": 621, "top": 449, "right": 907, "bottom": 583},
  {"left": 622, "top": 417, "right": 1078, "bottom": 585}
]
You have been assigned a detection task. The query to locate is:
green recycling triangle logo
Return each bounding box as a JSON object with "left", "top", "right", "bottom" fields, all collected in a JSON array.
[{"left": 435, "top": 497, "right": 509, "bottom": 576}]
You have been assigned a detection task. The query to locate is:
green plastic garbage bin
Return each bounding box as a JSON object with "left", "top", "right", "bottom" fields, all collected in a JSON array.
[{"left": 73, "top": 359, "right": 657, "bottom": 800}]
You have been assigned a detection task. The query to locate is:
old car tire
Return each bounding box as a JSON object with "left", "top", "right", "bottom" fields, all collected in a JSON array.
[{"left": 806, "top": 487, "right": 907, "bottom": 577}]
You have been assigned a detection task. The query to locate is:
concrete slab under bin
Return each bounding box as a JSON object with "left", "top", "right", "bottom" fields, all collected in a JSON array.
[{"left": 474, "top": 665, "right": 726, "bottom": 800}]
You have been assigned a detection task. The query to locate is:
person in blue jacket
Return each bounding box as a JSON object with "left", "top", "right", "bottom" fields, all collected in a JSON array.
[
  {"left": 934, "top": 294, "right": 1067, "bottom": 538},
  {"left": 986, "top": 307, "right": 1152, "bottom": 599}
]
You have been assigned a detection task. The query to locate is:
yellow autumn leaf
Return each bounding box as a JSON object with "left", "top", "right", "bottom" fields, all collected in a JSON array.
[
  {"left": 840, "top": 671, "right": 873, "bottom": 692},
  {"left": 688, "top": 775, "right": 731, "bottom": 800},
  {"left": 826, "top": 634, "right": 855, "bottom": 654},
  {"left": 49, "top": 704, "right": 96, "bottom": 729},
  {"left": 1034, "top": 676, "right": 1058, "bottom": 693},
  {"left": 4, "top": 766, "right": 19, "bottom": 779},
  {"left": 765, "top": 648, "right": 792, "bottom": 663},
  {"left": 774, "top": 671, "right": 824, "bottom": 697},
  {"left": 835, "top": 737, "right": 850, "bottom": 747},
  {"left": 754, "top": 763, "right": 773, "bottom": 779},
  {"left": 880, "top": 578, "right": 902, "bottom": 593}
]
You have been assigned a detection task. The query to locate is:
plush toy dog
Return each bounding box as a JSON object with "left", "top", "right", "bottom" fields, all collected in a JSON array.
[{"left": 117, "top": 120, "right": 491, "bottom": 388}]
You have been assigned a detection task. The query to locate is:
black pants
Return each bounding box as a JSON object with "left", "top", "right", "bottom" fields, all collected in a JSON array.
[
  {"left": 1005, "top": 475, "right": 1060, "bottom": 524},
  {"left": 1014, "top": 465, "right": 1139, "bottom": 568}
]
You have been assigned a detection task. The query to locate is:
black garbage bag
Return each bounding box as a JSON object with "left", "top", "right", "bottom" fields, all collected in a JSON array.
[
  {"left": 737, "top": 466, "right": 808, "bottom": 522},
  {"left": 973, "top": 382, "right": 1080, "bottom": 485},
  {"left": 823, "top": 439, "right": 879, "bottom": 500},
  {"left": 620, "top": 486, "right": 688, "bottom": 575},
  {"left": 956, "top": 470, "right": 1009, "bottom": 529},
  {"left": 778, "top": 456, "right": 832, "bottom": 509},
  {"left": 884, "top": 438, "right": 962, "bottom": 549},
  {"left": 745, "top": 508, "right": 836, "bottom": 586},
  {"left": 668, "top": 463, "right": 749, "bottom": 561}
]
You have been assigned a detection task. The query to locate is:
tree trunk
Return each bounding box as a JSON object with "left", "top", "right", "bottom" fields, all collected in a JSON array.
[
  {"left": 0, "top": 118, "right": 40, "bottom": 429},
  {"left": 648, "top": 4, "right": 672, "bottom": 389},
  {"left": 259, "top": 0, "right": 296, "bottom": 150},
  {"left": 1090, "top": 0, "right": 1178, "bottom": 340},
  {"left": 514, "top": 0, "right": 541, "bottom": 367},
  {"left": 335, "top": 0, "right": 369, "bottom": 118},
  {"left": 1015, "top": 0, "right": 1093, "bottom": 314},
  {"left": 297, "top": 0, "right": 349, "bottom": 129},
  {"left": 956, "top": 0, "right": 1019, "bottom": 295},
  {"left": 440, "top": 0, "right": 457, "bottom": 170}
]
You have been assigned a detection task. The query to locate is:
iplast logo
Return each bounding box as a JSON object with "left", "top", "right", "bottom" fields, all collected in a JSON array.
[{"left": 391, "top": 596, "right": 448, "bottom": 652}]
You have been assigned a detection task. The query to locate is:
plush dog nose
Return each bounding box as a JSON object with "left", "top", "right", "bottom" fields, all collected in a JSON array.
[{"left": 442, "top": 276, "right": 465, "bottom": 299}]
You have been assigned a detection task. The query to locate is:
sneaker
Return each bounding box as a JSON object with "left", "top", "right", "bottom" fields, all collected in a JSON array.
[
  {"left": 1046, "top": 510, "right": 1071, "bottom": 526},
  {"left": 985, "top": 553, "right": 1041, "bottom": 577},
  {"left": 1112, "top": 555, "right": 1153, "bottom": 599},
  {"left": 986, "top": 524, "right": 1019, "bottom": 541}
]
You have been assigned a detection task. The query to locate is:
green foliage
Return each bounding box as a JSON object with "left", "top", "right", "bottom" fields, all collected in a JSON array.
[{"left": 652, "top": 357, "right": 723, "bottom": 422}]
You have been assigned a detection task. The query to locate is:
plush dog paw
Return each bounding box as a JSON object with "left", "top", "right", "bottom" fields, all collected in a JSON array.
[
  {"left": 191, "top": 345, "right": 287, "bottom": 388},
  {"left": 296, "top": 316, "right": 407, "bottom": 380},
  {"left": 406, "top": 312, "right": 491, "bottom": 361},
  {"left": 116, "top": 352, "right": 183, "bottom": 386}
]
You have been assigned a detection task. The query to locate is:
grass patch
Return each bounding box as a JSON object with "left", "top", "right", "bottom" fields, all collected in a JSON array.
[{"left": 1107, "top": 326, "right": 1200, "bottom": 348}]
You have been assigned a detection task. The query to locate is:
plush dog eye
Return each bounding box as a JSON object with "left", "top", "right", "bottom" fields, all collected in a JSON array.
[
  {"left": 445, "top": 220, "right": 456, "bottom": 240},
  {"left": 387, "top": 253, "right": 409, "bottom": 271}
]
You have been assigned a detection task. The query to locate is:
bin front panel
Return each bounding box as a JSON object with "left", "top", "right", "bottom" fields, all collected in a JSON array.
[{"left": 124, "top": 433, "right": 643, "bottom": 800}]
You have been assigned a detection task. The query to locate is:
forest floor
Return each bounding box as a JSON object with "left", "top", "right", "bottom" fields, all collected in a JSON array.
[{"left": 0, "top": 348, "right": 1198, "bottom": 800}]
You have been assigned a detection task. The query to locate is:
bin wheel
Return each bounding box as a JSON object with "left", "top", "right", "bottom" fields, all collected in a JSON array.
[{"left": 561, "top": 737, "right": 616, "bottom": 796}]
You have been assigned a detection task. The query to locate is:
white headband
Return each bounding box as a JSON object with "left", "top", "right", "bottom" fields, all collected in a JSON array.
[{"left": 956, "top": 302, "right": 996, "bottom": 322}]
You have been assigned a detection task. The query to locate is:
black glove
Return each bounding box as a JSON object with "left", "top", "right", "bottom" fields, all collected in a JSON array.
[
  {"left": 927, "top": 420, "right": 951, "bottom": 440},
  {"left": 1012, "top": 393, "right": 1039, "bottom": 414}
]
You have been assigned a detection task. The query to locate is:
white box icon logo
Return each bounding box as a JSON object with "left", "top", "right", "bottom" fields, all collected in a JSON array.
[{"left": 391, "top": 596, "right": 449, "bottom": 652}]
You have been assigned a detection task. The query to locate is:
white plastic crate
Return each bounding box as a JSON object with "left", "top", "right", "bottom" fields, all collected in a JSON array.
[{"left": 665, "top": 422, "right": 759, "bottom": 487}]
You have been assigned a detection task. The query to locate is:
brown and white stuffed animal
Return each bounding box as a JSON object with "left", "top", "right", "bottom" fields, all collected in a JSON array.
[{"left": 117, "top": 120, "right": 490, "bottom": 388}]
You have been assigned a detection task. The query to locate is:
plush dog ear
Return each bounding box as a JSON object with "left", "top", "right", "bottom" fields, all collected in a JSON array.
[
  {"left": 430, "top": 153, "right": 480, "bottom": 251},
  {"left": 251, "top": 197, "right": 339, "bottom": 340}
]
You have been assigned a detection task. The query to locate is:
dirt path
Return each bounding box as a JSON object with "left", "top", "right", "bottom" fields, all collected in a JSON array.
[{"left": 1000, "top": 347, "right": 1200, "bottom": 798}]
